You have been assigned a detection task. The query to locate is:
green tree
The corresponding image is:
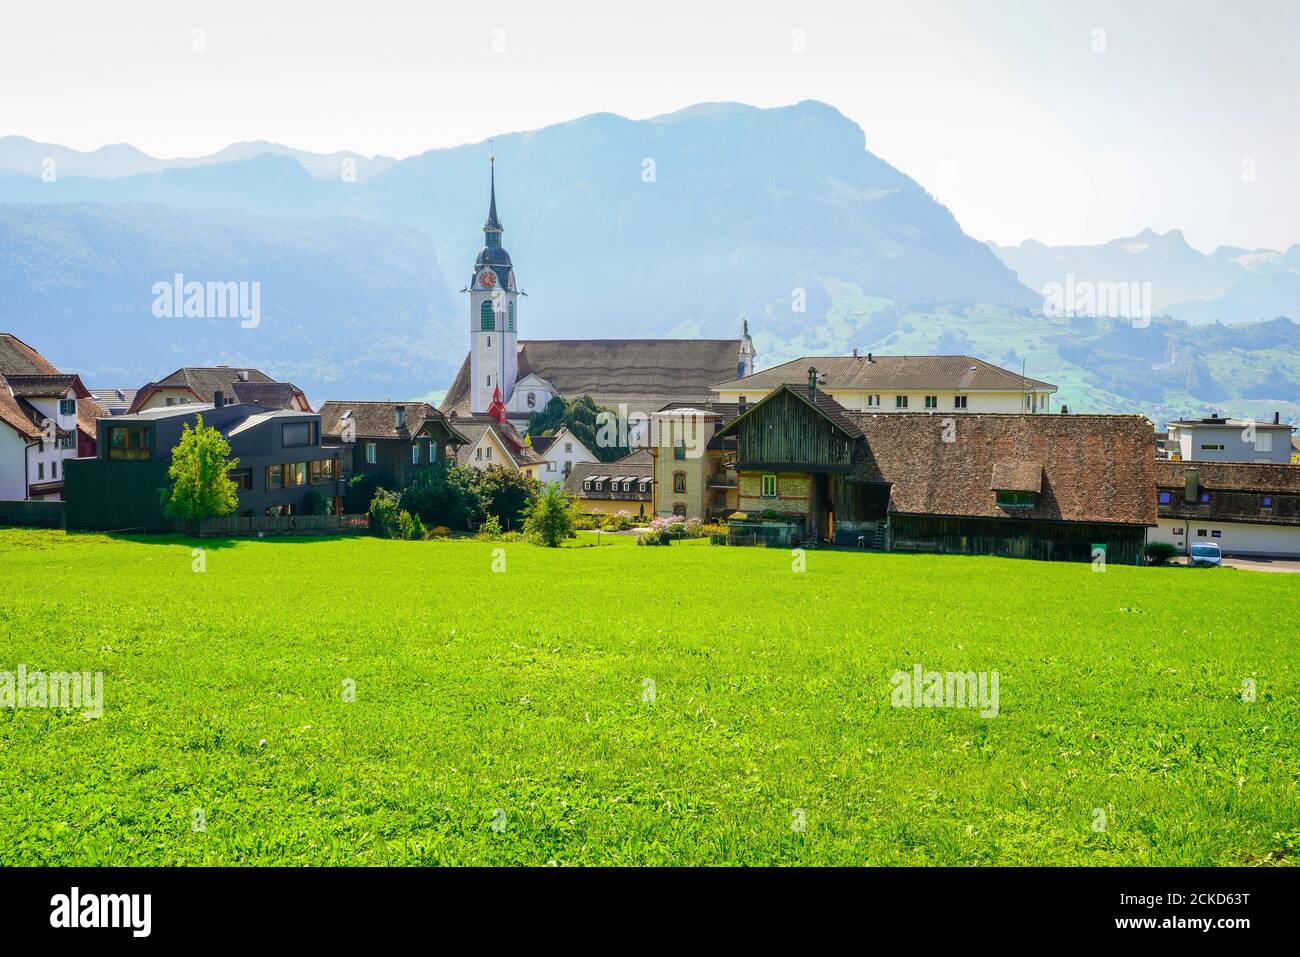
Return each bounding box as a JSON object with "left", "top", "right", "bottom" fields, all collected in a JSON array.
[
  {"left": 343, "top": 471, "right": 394, "bottom": 514},
  {"left": 160, "top": 414, "right": 240, "bottom": 525},
  {"left": 400, "top": 461, "right": 477, "bottom": 530},
  {"left": 524, "top": 482, "right": 578, "bottom": 547},
  {"left": 527, "top": 395, "right": 629, "bottom": 462},
  {"left": 367, "top": 488, "right": 402, "bottom": 538},
  {"left": 469, "top": 464, "right": 539, "bottom": 530}
]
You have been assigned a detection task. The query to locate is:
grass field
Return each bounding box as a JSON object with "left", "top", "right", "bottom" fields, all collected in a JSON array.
[{"left": 0, "top": 528, "right": 1296, "bottom": 866}]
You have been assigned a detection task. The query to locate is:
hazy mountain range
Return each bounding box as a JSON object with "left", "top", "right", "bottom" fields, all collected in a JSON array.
[{"left": 0, "top": 100, "right": 1295, "bottom": 424}]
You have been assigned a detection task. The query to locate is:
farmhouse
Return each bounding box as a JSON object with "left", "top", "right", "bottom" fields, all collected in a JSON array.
[
  {"left": 65, "top": 392, "right": 346, "bottom": 532},
  {"left": 713, "top": 377, "right": 1156, "bottom": 563},
  {"left": 713, "top": 352, "right": 1057, "bottom": 414},
  {"left": 0, "top": 333, "right": 106, "bottom": 501},
  {"left": 1149, "top": 461, "right": 1300, "bottom": 557},
  {"left": 318, "top": 400, "right": 469, "bottom": 487}
]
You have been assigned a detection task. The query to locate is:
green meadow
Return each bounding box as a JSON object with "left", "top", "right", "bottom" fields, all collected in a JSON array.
[{"left": 0, "top": 528, "right": 1296, "bottom": 866}]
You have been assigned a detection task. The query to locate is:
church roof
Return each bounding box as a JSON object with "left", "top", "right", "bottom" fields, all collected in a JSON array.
[{"left": 441, "top": 338, "right": 742, "bottom": 422}]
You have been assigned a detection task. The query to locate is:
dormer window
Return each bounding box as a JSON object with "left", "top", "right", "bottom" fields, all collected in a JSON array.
[
  {"left": 995, "top": 490, "right": 1035, "bottom": 507},
  {"left": 583, "top": 480, "right": 591, "bottom": 491}
]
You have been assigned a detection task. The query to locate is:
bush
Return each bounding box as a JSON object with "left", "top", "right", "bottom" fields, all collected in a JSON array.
[
  {"left": 367, "top": 489, "right": 402, "bottom": 538},
  {"left": 571, "top": 512, "right": 599, "bottom": 530},
  {"left": 636, "top": 528, "right": 667, "bottom": 546},
  {"left": 304, "top": 490, "right": 331, "bottom": 516},
  {"left": 1146, "top": 541, "right": 1179, "bottom": 565},
  {"left": 476, "top": 514, "right": 504, "bottom": 541},
  {"left": 524, "top": 483, "right": 578, "bottom": 547},
  {"left": 345, "top": 472, "right": 394, "bottom": 515},
  {"left": 599, "top": 510, "right": 636, "bottom": 531},
  {"left": 469, "top": 465, "right": 539, "bottom": 530},
  {"left": 760, "top": 508, "right": 781, "bottom": 521},
  {"left": 400, "top": 461, "right": 476, "bottom": 531},
  {"left": 427, "top": 526, "right": 453, "bottom": 539},
  {"left": 728, "top": 512, "right": 749, "bottom": 522},
  {"left": 397, "top": 510, "right": 425, "bottom": 541}
]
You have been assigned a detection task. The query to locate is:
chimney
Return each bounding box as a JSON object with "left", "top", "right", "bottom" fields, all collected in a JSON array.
[
  {"left": 1275, "top": 411, "right": 1281, "bottom": 425},
  {"left": 395, "top": 405, "right": 406, "bottom": 430},
  {"left": 1183, "top": 467, "right": 1199, "bottom": 504},
  {"left": 852, "top": 347, "right": 859, "bottom": 359},
  {"left": 807, "top": 367, "right": 818, "bottom": 403},
  {"left": 213, "top": 390, "right": 225, "bottom": 408}
]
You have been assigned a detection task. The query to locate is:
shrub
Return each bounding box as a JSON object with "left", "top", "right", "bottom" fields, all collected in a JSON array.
[
  {"left": 728, "top": 512, "right": 749, "bottom": 522},
  {"left": 397, "top": 510, "right": 425, "bottom": 541},
  {"left": 367, "top": 489, "right": 403, "bottom": 538},
  {"left": 760, "top": 508, "right": 781, "bottom": 521},
  {"left": 400, "top": 461, "right": 476, "bottom": 530},
  {"left": 476, "top": 514, "right": 504, "bottom": 541},
  {"left": 304, "top": 490, "right": 331, "bottom": 516},
  {"left": 1145, "top": 541, "right": 1179, "bottom": 565},
  {"left": 344, "top": 472, "right": 394, "bottom": 515},
  {"left": 636, "top": 528, "right": 666, "bottom": 546},
  {"left": 427, "top": 526, "right": 453, "bottom": 539},
  {"left": 469, "top": 465, "right": 539, "bottom": 530},
  {"left": 571, "top": 512, "right": 599, "bottom": 531},
  {"left": 524, "top": 483, "right": 578, "bottom": 547}
]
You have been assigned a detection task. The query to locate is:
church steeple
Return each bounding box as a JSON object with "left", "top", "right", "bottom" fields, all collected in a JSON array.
[
  {"left": 468, "top": 149, "right": 520, "bottom": 416},
  {"left": 484, "top": 150, "right": 503, "bottom": 241}
]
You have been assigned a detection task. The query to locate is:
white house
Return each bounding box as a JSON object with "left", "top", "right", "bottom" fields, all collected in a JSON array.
[
  {"left": 1152, "top": 460, "right": 1300, "bottom": 558},
  {"left": 526, "top": 427, "right": 598, "bottom": 483}
]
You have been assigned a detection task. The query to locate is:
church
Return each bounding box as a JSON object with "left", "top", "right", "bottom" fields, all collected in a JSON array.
[{"left": 439, "top": 157, "right": 755, "bottom": 456}]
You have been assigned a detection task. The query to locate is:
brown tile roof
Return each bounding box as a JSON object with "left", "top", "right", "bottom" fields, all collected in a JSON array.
[
  {"left": 846, "top": 413, "right": 1157, "bottom": 526},
  {"left": 0, "top": 334, "right": 106, "bottom": 442},
  {"left": 0, "top": 334, "right": 59, "bottom": 377},
  {"left": 450, "top": 414, "right": 543, "bottom": 467},
  {"left": 1155, "top": 461, "right": 1300, "bottom": 526},
  {"left": 317, "top": 400, "right": 468, "bottom": 444},
  {"left": 5, "top": 374, "right": 79, "bottom": 397},
  {"left": 230, "top": 380, "right": 308, "bottom": 410},
  {"left": 0, "top": 390, "right": 42, "bottom": 439},
  {"left": 565, "top": 458, "right": 654, "bottom": 500},
  {"left": 991, "top": 461, "right": 1044, "bottom": 493},
  {"left": 441, "top": 339, "right": 742, "bottom": 420},
  {"left": 714, "top": 354, "right": 1056, "bottom": 393}
]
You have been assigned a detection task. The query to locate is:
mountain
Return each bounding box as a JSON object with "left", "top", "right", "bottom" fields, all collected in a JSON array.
[
  {"left": 0, "top": 101, "right": 1295, "bottom": 425},
  {"left": 993, "top": 229, "right": 1300, "bottom": 325},
  {"left": 0, "top": 135, "right": 396, "bottom": 181}
]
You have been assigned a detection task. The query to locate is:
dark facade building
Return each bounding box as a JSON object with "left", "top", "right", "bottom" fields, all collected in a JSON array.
[
  {"left": 318, "top": 401, "right": 468, "bottom": 487},
  {"left": 64, "top": 394, "right": 345, "bottom": 532},
  {"left": 714, "top": 381, "right": 1157, "bottom": 564},
  {"left": 1151, "top": 460, "right": 1300, "bottom": 556}
]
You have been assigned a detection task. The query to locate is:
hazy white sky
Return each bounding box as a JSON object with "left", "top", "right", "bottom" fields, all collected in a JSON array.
[{"left": 2, "top": 0, "right": 1296, "bottom": 250}]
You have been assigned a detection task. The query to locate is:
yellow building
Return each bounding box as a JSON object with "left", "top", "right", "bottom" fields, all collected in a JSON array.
[
  {"left": 564, "top": 450, "right": 654, "bottom": 518},
  {"left": 649, "top": 405, "right": 740, "bottom": 519}
]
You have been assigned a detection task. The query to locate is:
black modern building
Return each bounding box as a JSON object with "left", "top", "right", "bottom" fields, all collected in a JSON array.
[{"left": 64, "top": 392, "right": 346, "bottom": 532}]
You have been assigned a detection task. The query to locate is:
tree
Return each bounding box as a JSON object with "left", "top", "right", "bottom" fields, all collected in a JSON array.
[
  {"left": 526, "top": 395, "right": 629, "bottom": 462},
  {"left": 524, "top": 482, "right": 578, "bottom": 547},
  {"left": 160, "top": 414, "right": 239, "bottom": 525},
  {"left": 343, "top": 471, "right": 394, "bottom": 514},
  {"left": 469, "top": 464, "right": 538, "bottom": 529},
  {"left": 304, "top": 490, "right": 331, "bottom": 516},
  {"left": 400, "top": 461, "right": 477, "bottom": 530}
]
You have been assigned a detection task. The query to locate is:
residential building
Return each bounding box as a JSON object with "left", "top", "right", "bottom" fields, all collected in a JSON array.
[
  {"left": 0, "top": 333, "right": 106, "bottom": 501},
  {"left": 1163, "top": 414, "right": 1295, "bottom": 464},
  {"left": 565, "top": 449, "right": 655, "bottom": 518},
  {"left": 1149, "top": 461, "right": 1300, "bottom": 557},
  {"left": 712, "top": 377, "right": 1156, "bottom": 563},
  {"left": 527, "top": 427, "right": 597, "bottom": 482},
  {"left": 64, "top": 392, "right": 345, "bottom": 532},
  {"left": 712, "top": 353, "right": 1056, "bottom": 414},
  {"left": 649, "top": 403, "right": 741, "bottom": 519},
  {"left": 318, "top": 400, "right": 468, "bottom": 487},
  {"left": 89, "top": 389, "right": 138, "bottom": 415},
  {"left": 439, "top": 157, "right": 753, "bottom": 441},
  {"left": 128, "top": 366, "right": 311, "bottom": 413}
]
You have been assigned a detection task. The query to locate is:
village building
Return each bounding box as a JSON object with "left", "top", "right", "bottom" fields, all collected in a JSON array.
[
  {"left": 438, "top": 157, "right": 753, "bottom": 446},
  {"left": 0, "top": 333, "right": 105, "bottom": 501},
  {"left": 525, "top": 426, "right": 598, "bottom": 483},
  {"left": 712, "top": 376, "right": 1156, "bottom": 563},
  {"left": 128, "top": 366, "right": 311, "bottom": 414},
  {"left": 1162, "top": 414, "right": 1295, "bottom": 464},
  {"left": 89, "top": 388, "right": 138, "bottom": 416},
  {"left": 318, "top": 400, "right": 468, "bottom": 487},
  {"left": 649, "top": 403, "right": 740, "bottom": 519},
  {"left": 565, "top": 449, "right": 655, "bottom": 518},
  {"left": 713, "top": 353, "right": 1056, "bottom": 414},
  {"left": 1149, "top": 461, "right": 1300, "bottom": 557},
  {"left": 65, "top": 391, "right": 346, "bottom": 532}
]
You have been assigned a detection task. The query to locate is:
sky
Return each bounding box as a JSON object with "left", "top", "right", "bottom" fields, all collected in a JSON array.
[{"left": 2, "top": 0, "right": 1296, "bottom": 251}]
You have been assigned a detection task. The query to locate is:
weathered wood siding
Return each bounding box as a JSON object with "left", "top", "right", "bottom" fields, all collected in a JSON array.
[
  {"left": 890, "top": 514, "right": 1147, "bottom": 565},
  {"left": 735, "top": 390, "right": 854, "bottom": 470}
]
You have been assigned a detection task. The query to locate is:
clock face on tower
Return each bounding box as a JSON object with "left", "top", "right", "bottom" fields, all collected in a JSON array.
[{"left": 478, "top": 269, "right": 497, "bottom": 289}]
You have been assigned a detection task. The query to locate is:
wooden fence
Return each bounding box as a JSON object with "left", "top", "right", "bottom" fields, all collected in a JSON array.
[
  {"left": 0, "top": 500, "right": 66, "bottom": 528},
  {"left": 197, "top": 513, "right": 369, "bottom": 538}
]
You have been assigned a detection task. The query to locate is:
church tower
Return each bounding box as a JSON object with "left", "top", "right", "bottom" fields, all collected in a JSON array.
[
  {"left": 469, "top": 153, "right": 519, "bottom": 415},
  {"left": 737, "top": 317, "right": 756, "bottom": 378}
]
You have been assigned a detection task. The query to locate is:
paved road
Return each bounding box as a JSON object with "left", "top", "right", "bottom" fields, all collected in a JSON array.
[{"left": 1171, "top": 555, "right": 1300, "bottom": 573}]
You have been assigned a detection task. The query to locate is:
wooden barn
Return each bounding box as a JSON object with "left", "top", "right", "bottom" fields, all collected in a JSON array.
[{"left": 713, "top": 378, "right": 1156, "bottom": 564}]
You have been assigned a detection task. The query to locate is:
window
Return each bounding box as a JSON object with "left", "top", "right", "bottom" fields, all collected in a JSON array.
[
  {"left": 166, "top": 397, "right": 176, "bottom": 406},
  {"left": 1173, "top": 526, "right": 1183, "bottom": 536},
  {"left": 761, "top": 474, "right": 777, "bottom": 497},
  {"left": 365, "top": 442, "right": 377, "bottom": 464},
  {"left": 59, "top": 434, "right": 76, "bottom": 450},
  {"left": 867, "top": 394, "right": 880, "bottom": 408},
  {"left": 37, "top": 462, "right": 44, "bottom": 480},
  {"left": 1211, "top": 530, "right": 1222, "bottom": 538},
  {"left": 1197, "top": 528, "right": 1207, "bottom": 536},
  {"left": 623, "top": 481, "right": 632, "bottom": 492},
  {"left": 996, "top": 490, "right": 1035, "bottom": 507},
  {"left": 564, "top": 442, "right": 572, "bottom": 453},
  {"left": 583, "top": 480, "right": 592, "bottom": 491},
  {"left": 59, "top": 398, "right": 76, "bottom": 415},
  {"left": 485, "top": 446, "right": 492, "bottom": 461},
  {"left": 673, "top": 472, "right": 686, "bottom": 494},
  {"left": 309, "top": 459, "right": 335, "bottom": 483},
  {"left": 1256, "top": 432, "right": 1273, "bottom": 452},
  {"left": 486, "top": 336, "right": 491, "bottom": 348},
  {"left": 475, "top": 448, "right": 482, "bottom": 461},
  {"left": 924, "top": 395, "right": 938, "bottom": 409},
  {"left": 1262, "top": 496, "right": 1273, "bottom": 508},
  {"left": 1200, "top": 443, "right": 1225, "bottom": 451},
  {"left": 672, "top": 503, "right": 687, "bottom": 517},
  {"left": 230, "top": 469, "right": 253, "bottom": 490},
  {"left": 108, "top": 426, "right": 151, "bottom": 460},
  {"left": 486, "top": 374, "right": 491, "bottom": 388},
  {"left": 508, "top": 301, "right": 515, "bottom": 332},
  {"left": 954, "top": 395, "right": 968, "bottom": 409},
  {"left": 546, "top": 461, "right": 556, "bottom": 472},
  {"left": 480, "top": 300, "right": 495, "bottom": 331},
  {"left": 51, "top": 461, "right": 57, "bottom": 478},
  {"left": 1199, "top": 492, "right": 1210, "bottom": 504},
  {"left": 266, "top": 465, "right": 283, "bottom": 490},
  {"left": 674, "top": 441, "right": 686, "bottom": 460},
  {"left": 1157, "top": 491, "right": 1171, "bottom": 505},
  {"left": 895, "top": 395, "right": 908, "bottom": 409},
  {"left": 282, "top": 421, "right": 314, "bottom": 447},
  {"left": 412, "top": 443, "right": 420, "bottom": 464}
]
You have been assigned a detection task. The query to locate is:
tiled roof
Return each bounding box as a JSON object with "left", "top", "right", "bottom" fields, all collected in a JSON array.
[
  {"left": 318, "top": 401, "right": 467, "bottom": 444},
  {"left": 565, "top": 458, "right": 653, "bottom": 499},
  {"left": 714, "top": 354, "right": 1056, "bottom": 393},
  {"left": 451, "top": 414, "right": 543, "bottom": 467},
  {"left": 441, "top": 339, "right": 742, "bottom": 420},
  {"left": 1155, "top": 461, "right": 1300, "bottom": 526},
  {"left": 230, "top": 381, "right": 307, "bottom": 410},
  {"left": 0, "top": 334, "right": 60, "bottom": 377},
  {"left": 90, "top": 388, "right": 138, "bottom": 413},
  {"left": 846, "top": 413, "right": 1157, "bottom": 526},
  {"left": 5, "top": 374, "right": 79, "bottom": 397},
  {"left": 0, "top": 334, "right": 106, "bottom": 441},
  {"left": 990, "top": 461, "right": 1044, "bottom": 493}
]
